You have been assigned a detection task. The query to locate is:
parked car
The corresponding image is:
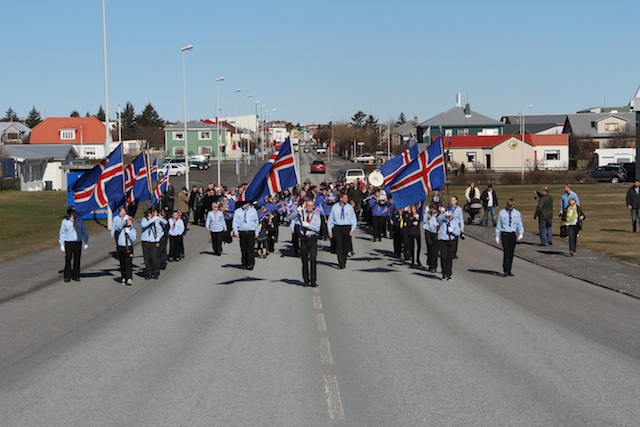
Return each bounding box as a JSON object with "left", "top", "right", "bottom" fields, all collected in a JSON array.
[
  {"left": 614, "top": 162, "right": 636, "bottom": 181},
  {"left": 158, "top": 163, "right": 187, "bottom": 177},
  {"left": 189, "top": 155, "right": 211, "bottom": 170},
  {"left": 310, "top": 160, "right": 326, "bottom": 174},
  {"left": 316, "top": 147, "right": 327, "bottom": 155},
  {"left": 343, "top": 168, "right": 366, "bottom": 185},
  {"left": 589, "top": 164, "right": 627, "bottom": 183},
  {"left": 351, "top": 153, "right": 375, "bottom": 163}
]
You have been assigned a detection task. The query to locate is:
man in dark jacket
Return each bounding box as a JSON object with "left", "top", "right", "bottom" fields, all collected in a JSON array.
[
  {"left": 625, "top": 179, "right": 640, "bottom": 232},
  {"left": 480, "top": 184, "right": 499, "bottom": 226},
  {"left": 534, "top": 186, "right": 554, "bottom": 245}
]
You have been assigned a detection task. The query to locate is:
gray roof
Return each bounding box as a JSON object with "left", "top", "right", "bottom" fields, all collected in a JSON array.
[
  {"left": 502, "top": 114, "right": 567, "bottom": 126},
  {"left": 503, "top": 123, "right": 563, "bottom": 135},
  {"left": 393, "top": 120, "right": 417, "bottom": 136},
  {"left": 165, "top": 120, "right": 217, "bottom": 130},
  {"left": 3, "top": 144, "right": 78, "bottom": 161},
  {"left": 418, "top": 106, "right": 502, "bottom": 128},
  {"left": 0, "top": 122, "right": 31, "bottom": 134},
  {"left": 563, "top": 113, "right": 636, "bottom": 137}
]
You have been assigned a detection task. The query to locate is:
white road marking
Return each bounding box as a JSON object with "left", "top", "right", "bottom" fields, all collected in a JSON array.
[
  {"left": 320, "top": 337, "right": 333, "bottom": 365},
  {"left": 316, "top": 313, "right": 327, "bottom": 331},
  {"left": 313, "top": 295, "right": 322, "bottom": 310},
  {"left": 324, "top": 375, "right": 345, "bottom": 421}
]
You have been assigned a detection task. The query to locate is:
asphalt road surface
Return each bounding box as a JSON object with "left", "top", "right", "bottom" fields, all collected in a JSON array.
[{"left": 1, "top": 152, "right": 640, "bottom": 426}]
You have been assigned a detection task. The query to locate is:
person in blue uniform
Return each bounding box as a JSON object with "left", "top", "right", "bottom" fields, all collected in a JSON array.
[
  {"left": 423, "top": 204, "right": 439, "bottom": 273},
  {"left": 140, "top": 208, "right": 167, "bottom": 279},
  {"left": 328, "top": 192, "right": 357, "bottom": 269},
  {"left": 291, "top": 199, "right": 322, "bottom": 286},
  {"left": 116, "top": 215, "right": 137, "bottom": 285},
  {"left": 206, "top": 202, "right": 227, "bottom": 256},
  {"left": 437, "top": 199, "right": 464, "bottom": 281},
  {"left": 232, "top": 200, "right": 260, "bottom": 270},
  {"left": 495, "top": 199, "right": 524, "bottom": 277},
  {"left": 59, "top": 207, "right": 89, "bottom": 282}
]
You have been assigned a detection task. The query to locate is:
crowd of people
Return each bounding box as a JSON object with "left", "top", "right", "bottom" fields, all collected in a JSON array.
[{"left": 61, "top": 175, "right": 640, "bottom": 286}]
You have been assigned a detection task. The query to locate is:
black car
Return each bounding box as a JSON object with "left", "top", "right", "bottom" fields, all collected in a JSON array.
[
  {"left": 589, "top": 164, "right": 628, "bottom": 183},
  {"left": 615, "top": 162, "right": 636, "bottom": 181}
]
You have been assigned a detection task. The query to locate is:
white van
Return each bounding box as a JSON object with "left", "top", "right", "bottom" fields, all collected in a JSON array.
[{"left": 343, "top": 168, "right": 366, "bottom": 185}]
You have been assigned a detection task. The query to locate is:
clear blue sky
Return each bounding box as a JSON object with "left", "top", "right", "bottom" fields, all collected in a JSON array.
[{"left": 4, "top": 0, "right": 639, "bottom": 126}]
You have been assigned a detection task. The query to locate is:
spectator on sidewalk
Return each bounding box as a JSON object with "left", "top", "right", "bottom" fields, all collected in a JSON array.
[
  {"left": 534, "top": 186, "right": 554, "bottom": 246},
  {"left": 562, "top": 197, "right": 585, "bottom": 257},
  {"left": 480, "top": 184, "right": 499, "bottom": 227},
  {"left": 625, "top": 179, "right": 640, "bottom": 232},
  {"left": 559, "top": 184, "right": 580, "bottom": 215}
]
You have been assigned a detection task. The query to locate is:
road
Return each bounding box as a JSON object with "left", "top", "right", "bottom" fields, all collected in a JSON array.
[{"left": 1, "top": 152, "right": 640, "bottom": 426}]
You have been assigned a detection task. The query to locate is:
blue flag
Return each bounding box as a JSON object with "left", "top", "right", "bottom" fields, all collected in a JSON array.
[
  {"left": 239, "top": 137, "right": 298, "bottom": 202},
  {"left": 126, "top": 152, "right": 152, "bottom": 205},
  {"left": 388, "top": 139, "right": 446, "bottom": 209},
  {"left": 71, "top": 144, "right": 125, "bottom": 216},
  {"left": 379, "top": 143, "right": 420, "bottom": 185}
]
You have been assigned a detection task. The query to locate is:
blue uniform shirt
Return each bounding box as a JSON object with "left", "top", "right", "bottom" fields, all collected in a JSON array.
[
  {"left": 327, "top": 202, "right": 357, "bottom": 233},
  {"left": 168, "top": 217, "right": 185, "bottom": 236},
  {"left": 495, "top": 208, "right": 525, "bottom": 236},
  {"left": 206, "top": 210, "right": 227, "bottom": 233},
  {"left": 232, "top": 205, "right": 260, "bottom": 235},
  {"left": 140, "top": 216, "right": 167, "bottom": 242},
  {"left": 422, "top": 211, "right": 439, "bottom": 233},
  {"left": 291, "top": 208, "right": 322, "bottom": 236},
  {"left": 116, "top": 225, "right": 137, "bottom": 246},
  {"left": 436, "top": 208, "right": 463, "bottom": 241},
  {"left": 111, "top": 214, "right": 126, "bottom": 237}
]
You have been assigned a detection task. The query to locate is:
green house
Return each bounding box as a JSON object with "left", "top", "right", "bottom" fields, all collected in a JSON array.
[
  {"left": 164, "top": 121, "right": 227, "bottom": 158},
  {"left": 417, "top": 102, "right": 504, "bottom": 143}
]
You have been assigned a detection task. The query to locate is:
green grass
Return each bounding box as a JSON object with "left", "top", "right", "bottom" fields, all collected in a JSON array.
[{"left": 0, "top": 191, "right": 106, "bottom": 263}]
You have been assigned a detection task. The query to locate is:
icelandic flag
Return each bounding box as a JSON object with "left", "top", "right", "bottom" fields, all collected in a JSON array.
[
  {"left": 71, "top": 144, "right": 125, "bottom": 216},
  {"left": 379, "top": 143, "right": 420, "bottom": 185},
  {"left": 388, "top": 138, "right": 446, "bottom": 209},
  {"left": 238, "top": 136, "right": 298, "bottom": 202},
  {"left": 150, "top": 157, "right": 158, "bottom": 182},
  {"left": 125, "top": 152, "right": 152, "bottom": 206},
  {"left": 154, "top": 173, "right": 168, "bottom": 208}
]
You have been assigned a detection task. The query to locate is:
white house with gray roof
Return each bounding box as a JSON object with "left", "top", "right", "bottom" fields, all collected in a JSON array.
[
  {"left": 3, "top": 144, "right": 78, "bottom": 191},
  {"left": 0, "top": 122, "right": 31, "bottom": 144}
]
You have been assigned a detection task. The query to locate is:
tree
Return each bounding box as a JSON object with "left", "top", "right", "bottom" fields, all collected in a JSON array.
[
  {"left": 364, "top": 114, "right": 378, "bottom": 131},
  {"left": 2, "top": 107, "right": 19, "bottom": 122},
  {"left": 135, "top": 103, "right": 165, "bottom": 148},
  {"left": 396, "top": 112, "right": 406, "bottom": 126},
  {"left": 85, "top": 112, "right": 91, "bottom": 117},
  {"left": 120, "top": 102, "right": 137, "bottom": 140},
  {"left": 136, "top": 103, "right": 163, "bottom": 128},
  {"left": 351, "top": 111, "right": 366, "bottom": 128},
  {"left": 606, "top": 124, "right": 635, "bottom": 148},
  {"left": 96, "top": 105, "right": 106, "bottom": 122},
  {"left": 70, "top": 110, "right": 80, "bottom": 117},
  {"left": 25, "top": 106, "right": 42, "bottom": 128},
  {"left": 569, "top": 133, "right": 598, "bottom": 169}
]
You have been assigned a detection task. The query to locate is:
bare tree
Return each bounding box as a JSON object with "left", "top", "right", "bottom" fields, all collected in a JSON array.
[{"left": 606, "top": 124, "right": 635, "bottom": 148}]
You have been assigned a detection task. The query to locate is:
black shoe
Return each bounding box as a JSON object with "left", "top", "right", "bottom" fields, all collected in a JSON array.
[
  {"left": 145, "top": 276, "right": 152, "bottom": 280},
  {"left": 64, "top": 278, "right": 71, "bottom": 282},
  {"left": 507, "top": 272, "right": 514, "bottom": 276},
  {"left": 548, "top": 241, "right": 553, "bottom": 245},
  {"left": 160, "top": 265, "right": 167, "bottom": 270},
  {"left": 502, "top": 273, "right": 508, "bottom": 277},
  {"left": 247, "top": 265, "right": 254, "bottom": 270},
  {"left": 153, "top": 274, "right": 159, "bottom": 279},
  {"left": 310, "top": 282, "right": 318, "bottom": 287},
  {"left": 416, "top": 260, "right": 422, "bottom": 266},
  {"left": 167, "top": 258, "right": 174, "bottom": 262},
  {"left": 72, "top": 278, "right": 81, "bottom": 282}
]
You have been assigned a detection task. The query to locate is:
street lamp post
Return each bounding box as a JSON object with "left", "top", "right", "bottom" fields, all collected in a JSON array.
[
  {"left": 216, "top": 76, "right": 225, "bottom": 186},
  {"left": 101, "top": 0, "right": 112, "bottom": 230},
  {"left": 255, "top": 100, "right": 260, "bottom": 159},
  {"left": 246, "top": 94, "right": 252, "bottom": 164},
  {"left": 181, "top": 44, "right": 193, "bottom": 189},
  {"left": 521, "top": 104, "right": 533, "bottom": 182}
]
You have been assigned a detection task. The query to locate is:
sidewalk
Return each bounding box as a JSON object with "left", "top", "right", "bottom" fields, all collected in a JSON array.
[{"left": 463, "top": 222, "right": 640, "bottom": 299}]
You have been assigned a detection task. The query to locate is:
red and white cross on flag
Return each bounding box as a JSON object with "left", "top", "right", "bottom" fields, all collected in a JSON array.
[
  {"left": 389, "top": 141, "right": 446, "bottom": 209},
  {"left": 267, "top": 151, "right": 296, "bottom": 195}
]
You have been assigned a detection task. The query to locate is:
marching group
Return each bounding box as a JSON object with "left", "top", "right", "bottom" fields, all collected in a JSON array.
[{"left": 60, "top": 175, "right": 640, "bottom": 286}]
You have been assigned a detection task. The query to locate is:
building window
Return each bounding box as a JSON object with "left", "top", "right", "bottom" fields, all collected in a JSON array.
[
  {"left": 173, "top": 146, "right": 185, "bottom": 156},
  {"left": 199, "top": 131, "right": 211, "bottom": 140},
  {"left": 444, "top": 129, "right": 453, "bottom": 137},
  {"left": 604, "top": 123, "right": 620, "bottom": 132},
  {"left": 60, "top": 129, "right": 76, "bottom": 140},
  {"left": 200, "top": 146, "right": 212, "bottom": 155},
  {"left": 173, "top": 131, "right": 185, "bottom": 141},
  {"left": 545, "top": 150, "right": 560, "bottom": 161},
  {"left": 466, "top": 152, "right": 476, "bottom": 163}
]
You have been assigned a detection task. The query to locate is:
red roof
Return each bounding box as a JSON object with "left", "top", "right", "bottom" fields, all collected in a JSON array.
[
  {"left": 440, "top": 134, "right": 567, "bottom": 148},
  {"left": 30, "top": 117, "right": 107, "bottom": 144}
]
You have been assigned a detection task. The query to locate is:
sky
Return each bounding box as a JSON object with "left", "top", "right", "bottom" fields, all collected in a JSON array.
[{"left": 3, "top": 0, "right": 640, "bottom": 127}]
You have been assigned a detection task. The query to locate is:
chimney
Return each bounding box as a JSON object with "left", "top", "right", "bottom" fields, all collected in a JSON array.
[
  {"left": 456, "top": 93, "right": 462, "bottom": 108},
  {"left": 464, "top": 103, "right": 471, "bottom": 117}
]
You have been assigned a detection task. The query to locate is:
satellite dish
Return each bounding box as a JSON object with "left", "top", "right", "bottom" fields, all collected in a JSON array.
[{"left": 368, "top": 170, "right": 384, "bottom": 187}]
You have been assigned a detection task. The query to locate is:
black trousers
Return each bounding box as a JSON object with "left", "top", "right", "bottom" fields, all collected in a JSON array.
[
  {"left": 568, "top": 224, "right": 579, "bottom": 253},
  {"left": 142, "top": 241, "right": 161, "bottom": 277},
  {"left": 300, "top": 235, "right": 318, "bottom": 284},
  {"left": 333, "top": 225, "right": 351, "bottom": 268},
  {"left": 392, "top": 227, "right": 404, "bottom": 257},
  {"left": 438, "top": 239, "right": 456, "bottom": 278},
  {"left": 210, "top": 231, "right": 224, "bottom": 255},
  {"left": 501, "top": 232, "right": 517, "bottom": 274},
  {"left": 239, "top": 231, "right": 256, "bottom": 268},
  {"left": 159, "top": 235, "right": 168, "bottom": 267},
  {"left": 63, "top": 241, "right": 82, "bottom": 280},
  {"left": 169, "top": 235, "right": 183, "bottom": 260},
  {"left": 373, "top": 215, "right": 387, "bottom": 240},
  {"left": 404, "top": 232, "right": 421, "bottom": 263},
  {"left": 116, "top": 245, "right": 134, "bottom": 280},
  {"left": 425, "top": 231, "right": 439, "bottom": 270}
]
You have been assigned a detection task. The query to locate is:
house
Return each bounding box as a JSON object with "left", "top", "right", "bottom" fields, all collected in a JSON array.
[
  {"left": 164, "top": 120, "right": 241, "bottom": 159},
  {"left": 391, "top": 119, "right": 418, "bottom": 147},
  {"left": 0, "top": 122, "right": 31, "bottom": 144},
  {"left": 442, "top": 134, "right": 569, "bottom": 172},
  {"left": 563, "top": 113, "right": 636, "bottom": 148},
  {"left": 417, "top": 101, "right": 504, "bottom": 143},
  {"left": 3, "top": 144, "right": 79, "bottom": 191},
  {"left": 500, "top": 114, "right": 567, "bottom": 135},
  {"left": 29, "top": 117, "right": 112, "bottom": 159}
]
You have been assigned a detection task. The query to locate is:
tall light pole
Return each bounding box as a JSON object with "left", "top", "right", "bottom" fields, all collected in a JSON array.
[
  {"left": 233, "top": 88, "right": 241, "bottom": 159},
  {"left": 255, "top": 100, "right": 261, "bottom": 158},
  {"left": 181, "top": 44, "right": 193, "bottom": 189},
  {"left": 521, "top": 104, "right": 533, "bottom": 182},
  {"left": 215, "top": 76, "right": 225, "bottom": 186},
  {"left": 246, "top": 94, "right": 252, "bottom": 163},
  {"left": 101, "top": 0, "right": 112, "bottom": 229}
]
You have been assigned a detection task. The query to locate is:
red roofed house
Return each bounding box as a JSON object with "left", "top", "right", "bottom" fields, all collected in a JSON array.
[
  {"left": 444, "top": 134, "right": 569, "bottom": 172},
  {"left": 29, "top": 117, "right": 112, "bottom": 159}
]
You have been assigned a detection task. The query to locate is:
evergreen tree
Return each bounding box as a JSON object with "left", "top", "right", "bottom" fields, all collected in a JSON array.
[
  {"left": 2, "top": 107, "right": 19, "bottom": 122},
  {"left": 120, "top": 102, "right": 137, "bottom": 140},
  {"left": 396, "top": 112, "right": 406, "bottom": 126},
  {"left": 96, "top": 105, "right": 106, "bottom": 122},
  {"left": 70, "top": 110, "right": 80, "bottom": 117},
  {"left": 135, "top": 103, "right": 163, "bottom": 128},
  {"left": 25, "top": 106, "right": 42, "bottom": 128},
  {"left": 85, "top": 111, "right": 91, "bottom": 117},
  {"left": 351, "top": 111, "right": 366, "bottom": 128}
]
